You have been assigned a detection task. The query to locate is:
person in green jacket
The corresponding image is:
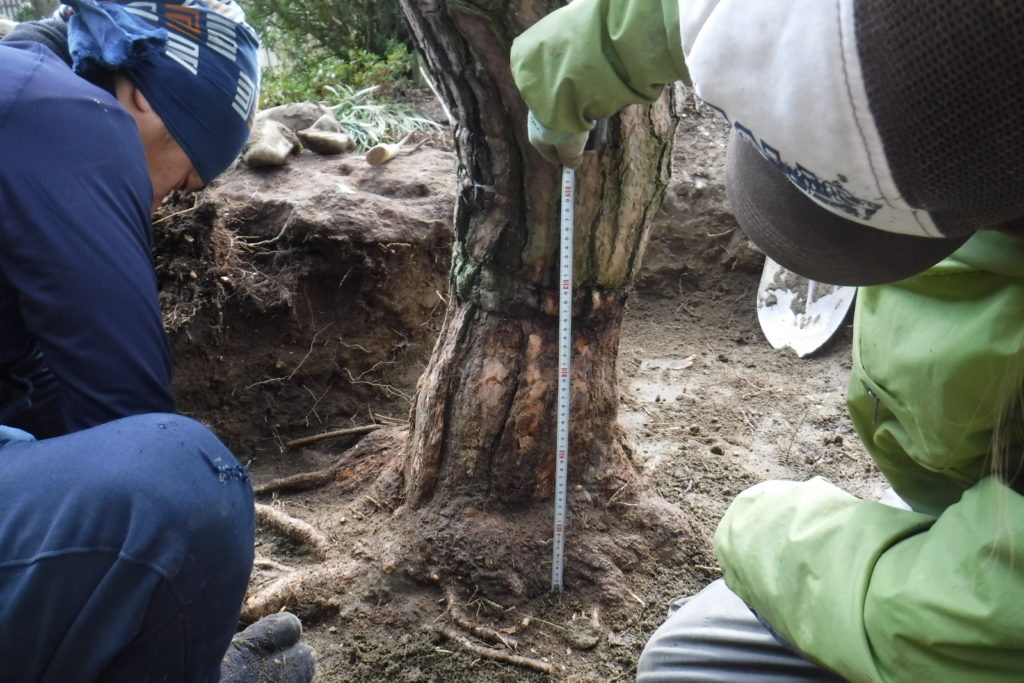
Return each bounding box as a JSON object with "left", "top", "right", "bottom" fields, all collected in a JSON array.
[{"left": 511, "top": 1, "right": 1024, "bottom": 681}]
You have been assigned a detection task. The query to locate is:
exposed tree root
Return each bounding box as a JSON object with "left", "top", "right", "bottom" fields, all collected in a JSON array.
[
  {"left": 438, "top": 625, "right": 556, "bottom": 675},
  {"left": 284, "top": 423, "right": 382, "bottom": 448},
  {"left": 253, "top": 556, "right": 293, "bottom": 573},
  {"left": 241, "top": 561, "right": 360, "bottom": 623},
  {"left": 253, "top": 468, "right": 338, "bottom": 496},
  {"left": 241, "top": 572, "right": 302, "bottom": 622},
  {"left": 446, "top": 588, "right": 519, "bottom": 650},
  {"left": 254, "top": 503, "right": 331, "bottom": 560},
  {"left": 254, "top": 429, "right": 400, "bottom": 496}
]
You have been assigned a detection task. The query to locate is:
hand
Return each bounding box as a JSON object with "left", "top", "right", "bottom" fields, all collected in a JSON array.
[
  {"left": 220, "top": 612, "right": 316, "bottom": 682},
  {"left": 527, "top": 111, "right": 589, "bottom": 168}
]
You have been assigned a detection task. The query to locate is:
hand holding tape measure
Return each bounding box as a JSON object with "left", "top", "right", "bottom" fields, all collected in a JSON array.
[{"left": 527, "top": 111, "right": 606, "bottom": 168}]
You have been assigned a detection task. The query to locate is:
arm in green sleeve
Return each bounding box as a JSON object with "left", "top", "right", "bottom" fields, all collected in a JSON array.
[
  {"left": 510, "top": 0, "right": 687, "bottom": 134},
  {"left": 716, "top": 477, "right": 1024, "bottom": 682}
]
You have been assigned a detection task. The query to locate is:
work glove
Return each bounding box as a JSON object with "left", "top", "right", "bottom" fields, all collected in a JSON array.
[
  {"left": 527, "top": 111, "right": 590, "bottom": 168},
  {"left": 220, "top": 612, "right": 316, "bottom": 683}
]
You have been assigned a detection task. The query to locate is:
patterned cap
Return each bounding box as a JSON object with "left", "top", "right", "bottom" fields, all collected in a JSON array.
[
  {"left": 65, "top": 0, "right": 260, "bottom": 184},
  {"left": 682, "top": 0, "right": 1024, "bottom": 284}
]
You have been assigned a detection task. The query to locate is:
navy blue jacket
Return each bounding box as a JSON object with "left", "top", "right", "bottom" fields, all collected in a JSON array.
[{"left": 0, "top": 40, "right": 174, "bottom": 437}]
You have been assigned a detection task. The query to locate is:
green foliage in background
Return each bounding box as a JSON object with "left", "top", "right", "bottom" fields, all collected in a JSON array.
[
  {"left": 246, "top": 0, "right": 408, "bottom": 60},
  {"left": 245, "top": 0, "right": 441, "bottom": 151},
  {"left": 259, "top": 38, "right": 417, "bottom": 108},
  {"left": 324, "top": 83, "right": 441, "bottom": 151},
  {"left": 14, "top": 0, "right": 58, "bottom": 21}
]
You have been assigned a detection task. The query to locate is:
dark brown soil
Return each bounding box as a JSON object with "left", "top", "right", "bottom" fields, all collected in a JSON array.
[{"left": 154, "top": 89, "right": 884, "bottom": 682}]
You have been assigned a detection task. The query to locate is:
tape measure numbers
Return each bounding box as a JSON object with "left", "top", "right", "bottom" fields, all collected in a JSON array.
[{"left": 551, "top": 166, "right": 574, "bottom": 592}]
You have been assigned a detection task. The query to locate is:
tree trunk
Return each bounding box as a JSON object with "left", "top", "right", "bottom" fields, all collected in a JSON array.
[{"left": 397, "top": 0, "right": 677, "bottom": 511}]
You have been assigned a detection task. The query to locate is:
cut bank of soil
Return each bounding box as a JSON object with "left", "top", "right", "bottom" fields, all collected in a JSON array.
[{"left": 155, "top": 91, "right": 884, "bottom": 681}]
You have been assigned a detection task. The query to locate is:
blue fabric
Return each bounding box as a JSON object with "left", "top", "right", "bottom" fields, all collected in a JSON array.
[
  {"left": 0, "top": 40, "right": 174, "bottom": 437},
  {"left": 65, "top": 0, "right": 261, "bottom": 183},
  {"left": 0, "top": 424, "right": 35, "bottom": 445},
  {"left": 0, "top": 413, "right": 255, "bottom": 681}
]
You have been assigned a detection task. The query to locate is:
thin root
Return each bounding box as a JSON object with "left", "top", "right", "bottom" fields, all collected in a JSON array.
[
  {"left": 439, "top": 625, "right": 554, "bottom": 675},
  {"left": 254, "top": 503, "right": 331, "bottom": 559},
  {"left": 284, "top": 423, "right": 383, "bottom": 448},
  {"left": 253, "top": 468, "right": 338, "bottom": 496},
  {"left": 254, "top": 557, "right": 294, "bottom": 572},
  {"left": 446, "top": 589, "right": 518, "bottom": 650}
]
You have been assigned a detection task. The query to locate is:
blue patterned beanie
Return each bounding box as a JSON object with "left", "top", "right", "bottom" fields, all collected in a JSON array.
[{"left": 63, "top": 0, "right": 260, "bottom": 183}]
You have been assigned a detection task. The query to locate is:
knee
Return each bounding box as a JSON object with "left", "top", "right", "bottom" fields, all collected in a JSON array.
[{"left": 84, "top": 413, "right": 255, "bottom": 575}]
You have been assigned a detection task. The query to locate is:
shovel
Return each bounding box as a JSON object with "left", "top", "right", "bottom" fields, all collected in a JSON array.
[{"left": 755, "top": 256, "right": 857, "bottom": 358}]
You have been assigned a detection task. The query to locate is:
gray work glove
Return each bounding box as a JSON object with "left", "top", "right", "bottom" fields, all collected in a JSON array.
[
  {"left": 220, "top": 612, "right": 316, "bottom": 683},
  {"left": 527, "top": 111, "right": 589, "bottom": 168}
]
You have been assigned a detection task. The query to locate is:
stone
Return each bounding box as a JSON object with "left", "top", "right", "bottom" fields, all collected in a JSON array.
[
  {"left": 256, "top": 102, "right": 333, "bottom": 133},
  {"left": 309, "top": 113, "right": 344, "bottom": 133},
  {"left": 297, "top": 128, "right": 355, "bottom": 155},
  {"left": 242, "top": 119, "right": 300, "bottom": 168},
  {"left": 564, "top": 616, "right": 602, "bottom": 650}
]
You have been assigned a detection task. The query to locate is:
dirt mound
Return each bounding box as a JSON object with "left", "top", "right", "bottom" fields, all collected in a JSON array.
[
  {"left": 155, "top": 146, "right": 455, "bottom": 461},
  {"left": 154, "top": 96, "right": 883, "bottom": 681}
]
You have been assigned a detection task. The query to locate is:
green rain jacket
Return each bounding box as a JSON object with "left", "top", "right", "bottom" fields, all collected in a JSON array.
[
  {"left": 512, "top": 2, "right": 1024, "bottom": 681},
  {"left": 717, "top": 230, "right": 1024, "bottom": 682}
]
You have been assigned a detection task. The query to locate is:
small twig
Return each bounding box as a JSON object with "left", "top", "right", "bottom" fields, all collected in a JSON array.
[
  {"left": 623, "top": 587, "right": 646, "bottom": 607},
  {"left": 695, "top": 564, "right": 723, "bottom": 573},
  {"left": 439, "top": 626, "right": 554, "bottom": 675},
  {"left": 284, "top": 423, "right": 383, "bottom": 448},
  {"left": 254, "top": 503, "right": 332, "bottom": 559}
]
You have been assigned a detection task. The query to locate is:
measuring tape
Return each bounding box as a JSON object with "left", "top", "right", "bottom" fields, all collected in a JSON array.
[{"left": 551, "top": 165, "right": 574, "bottom": 592}]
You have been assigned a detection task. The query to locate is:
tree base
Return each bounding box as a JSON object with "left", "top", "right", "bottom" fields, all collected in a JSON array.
[{"left": 245, "top": 427, "right": 693, "bottom": 675}]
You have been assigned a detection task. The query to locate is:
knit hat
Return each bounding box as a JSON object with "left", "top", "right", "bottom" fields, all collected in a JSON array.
[
  {"left": 64, "top": 0, "right": 260, "bottom": 184},
  {"left": 682, "top": 1, "right": 1024, "bottom": 285}
]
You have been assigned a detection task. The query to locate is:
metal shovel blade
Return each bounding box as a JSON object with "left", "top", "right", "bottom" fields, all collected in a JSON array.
[{"left": 756, "top": 257, "right": 857, "bottom": 358}]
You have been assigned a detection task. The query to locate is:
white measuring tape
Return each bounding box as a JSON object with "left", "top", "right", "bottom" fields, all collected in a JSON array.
[{"left": 551, "top": 166, "right": 574, "bottom": 592}]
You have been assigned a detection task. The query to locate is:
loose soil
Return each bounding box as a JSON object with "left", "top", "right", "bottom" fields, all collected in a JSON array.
[{"left": 154, "top": 91, "right": 885, "bottom": 682}]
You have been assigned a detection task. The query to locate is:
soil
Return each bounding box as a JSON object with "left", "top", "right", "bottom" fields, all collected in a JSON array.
[{"left": 154, "top": 90, "right": 886, "bottom": 682}]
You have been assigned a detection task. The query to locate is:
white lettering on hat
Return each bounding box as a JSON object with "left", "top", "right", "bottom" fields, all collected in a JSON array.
[
  {"left": 124, "top": 2, "right": 159, "bottom": 23},
  {"left": 679, "top": 0, "right": 943, "bottom": 238},
  {"left": 231, "top": 70, "right": 255, "bottom": 121},
  {"left": 165, "top": 30, "right": 199, "bottom": 75},
  {"left": 206, "top": 11, "right": 238, "bottom": 62}
]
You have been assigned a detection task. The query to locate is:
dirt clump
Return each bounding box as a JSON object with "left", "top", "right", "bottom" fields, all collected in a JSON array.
[{"left": 154, "top": 97, "right": 884, "bottom": 681}]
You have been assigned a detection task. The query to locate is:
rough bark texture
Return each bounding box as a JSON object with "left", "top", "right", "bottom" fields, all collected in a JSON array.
[{"left": 398, "top": 0, "right": 677, "bottom": 508}]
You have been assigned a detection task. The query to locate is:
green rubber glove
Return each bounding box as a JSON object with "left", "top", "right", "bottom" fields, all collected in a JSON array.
[{"left": 527, "top": 111, "right": 590, "bottom": 168}]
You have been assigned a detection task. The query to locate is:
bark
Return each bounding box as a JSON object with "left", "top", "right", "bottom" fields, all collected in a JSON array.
[{"left": 398, "top": 0, "right": 677, "bottom": 508}]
